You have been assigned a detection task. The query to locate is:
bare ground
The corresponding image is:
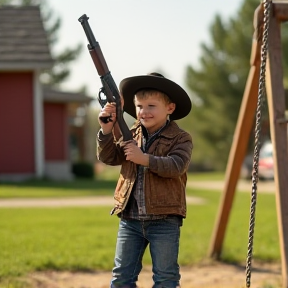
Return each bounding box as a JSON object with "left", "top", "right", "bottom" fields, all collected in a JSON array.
[{"left": 24, "top": 261, "right": 282, "bottom": 288}]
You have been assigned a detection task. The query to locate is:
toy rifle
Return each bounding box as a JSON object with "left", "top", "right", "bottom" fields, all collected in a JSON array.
[{"left": 78, "top": 14, "right": 132, "bottom": 141}]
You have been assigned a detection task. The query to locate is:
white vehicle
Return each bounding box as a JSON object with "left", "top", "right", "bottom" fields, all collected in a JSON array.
[{"left": 258, "top": 141, "right": 274, "bottom": 180}]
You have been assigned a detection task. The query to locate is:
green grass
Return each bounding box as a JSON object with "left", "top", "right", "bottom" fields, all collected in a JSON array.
[
  {"left": 188, "top": 171, "right": 225, "bottom": 181},
  {"left": 222, "top": 191, "right": 280, "bottom": 262},
  {"left": 0, "top": 170, "right": 224, "bottom": 199},
  {"left": 0, "top": 207, "right": 119, "bottom": 278},
  {"left": 0, "top": 179, "right": 117, "bottom": 198},
  {"left": 0, "top": 173, "right": 281, "bottom": 286}
]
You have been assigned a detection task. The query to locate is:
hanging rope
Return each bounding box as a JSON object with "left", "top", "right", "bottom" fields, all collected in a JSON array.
[{"left": 245, "top": 1, "right": 271, "bottom": 287}]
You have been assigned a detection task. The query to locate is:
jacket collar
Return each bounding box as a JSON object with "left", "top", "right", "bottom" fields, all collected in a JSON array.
[{"left": 132, "top": 120, "right": 182, "bottom": 139}]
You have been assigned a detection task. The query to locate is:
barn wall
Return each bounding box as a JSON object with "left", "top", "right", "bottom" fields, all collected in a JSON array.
[
  {"left": 44, "top": 102, "right": 67, "bottom": 160},
  {"left": 0, "top": 72, "right": 35, "bottom": 174},
  {"left": 43, "top": 102, "right": 73, "bottom": 180}
]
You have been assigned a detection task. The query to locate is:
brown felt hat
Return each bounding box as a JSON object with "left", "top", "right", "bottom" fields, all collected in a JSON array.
[{"left": 119, "top": 72, "right": 192, "bottom": 120}]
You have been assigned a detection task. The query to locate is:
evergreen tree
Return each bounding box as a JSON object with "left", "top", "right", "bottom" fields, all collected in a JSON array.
[
  {"left": 184, "top": 0, "right": 288, "bottom": 170},
  {"left": 0, "top": 0, "right": 82, "bottom": 87}
]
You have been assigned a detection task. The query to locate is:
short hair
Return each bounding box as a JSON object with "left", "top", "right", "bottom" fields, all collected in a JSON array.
[{"left": 134, "top": 89, "right": 172, "bottom": 104}]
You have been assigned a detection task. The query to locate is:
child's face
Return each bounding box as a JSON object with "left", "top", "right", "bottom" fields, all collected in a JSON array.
[{"left": 134, "top": 91, "right": 175, "bottom": 134}]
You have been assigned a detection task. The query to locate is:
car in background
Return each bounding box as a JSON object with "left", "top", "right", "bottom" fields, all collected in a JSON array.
[
  {"left": 241, "top": 141, "right": 274, "bottom": 181},
  {"left": 241, "top": 154, "right": 253, "bottom": 180},
  {"left": 258, "top": 141, "right": 274, "bottom": 180}
]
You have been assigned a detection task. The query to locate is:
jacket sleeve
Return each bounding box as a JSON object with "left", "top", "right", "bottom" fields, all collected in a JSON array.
[
  {"left": 96, "top": 130, "right": 125, "bottom": 166},
  {"left": 148, "top": 132, "right": 193, "bottom": 178}
]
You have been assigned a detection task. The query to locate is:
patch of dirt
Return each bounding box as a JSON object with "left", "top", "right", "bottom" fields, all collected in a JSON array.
[{"left": 24, "top": 261, "right": 282, "bottom": 288}]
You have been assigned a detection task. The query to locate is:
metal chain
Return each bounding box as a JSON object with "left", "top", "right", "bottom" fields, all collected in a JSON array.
[{"left": 245, "top": 1, "right": 271, "bottom": 287}]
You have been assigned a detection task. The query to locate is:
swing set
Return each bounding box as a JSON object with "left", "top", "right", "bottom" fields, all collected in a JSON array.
[{"left": 208, "top": 0, "right": 288, "bottom": 287}]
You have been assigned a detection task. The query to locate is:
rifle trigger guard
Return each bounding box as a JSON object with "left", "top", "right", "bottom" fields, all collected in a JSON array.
[
  {"left": 98, "top": 87, "right": 116, "bottom": 108},
  {"left": 98, "top": 87, "right": 107, "bottom": 108}
]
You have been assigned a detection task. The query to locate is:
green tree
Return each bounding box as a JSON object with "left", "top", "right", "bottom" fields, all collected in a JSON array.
[
  {"left": 184, "top": 0, "right": 288, "bottom": 170},
  {"left": 0, "top": 0, "right": 82, "bottom": 86}
]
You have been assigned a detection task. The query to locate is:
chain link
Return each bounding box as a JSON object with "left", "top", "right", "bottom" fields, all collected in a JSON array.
[{"left": 245, "top": 1, "right": 271, "bottom": 287}]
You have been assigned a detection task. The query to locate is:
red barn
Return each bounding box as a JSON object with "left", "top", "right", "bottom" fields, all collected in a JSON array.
[{"left": 0, "top": 6, "right": 93, "bottom": 181}]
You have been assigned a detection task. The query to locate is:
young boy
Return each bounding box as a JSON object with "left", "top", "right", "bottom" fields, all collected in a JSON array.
[{"left": 97, "top": 72, "right": 193, "bottom": 288}]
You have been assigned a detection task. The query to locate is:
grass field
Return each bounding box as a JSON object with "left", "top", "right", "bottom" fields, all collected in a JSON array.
[{"left": 0, "top": 172, "right": 280, "bottom": 284}]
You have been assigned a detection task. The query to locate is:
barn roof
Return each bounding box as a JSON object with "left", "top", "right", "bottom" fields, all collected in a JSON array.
[{"left": 0, "top": 5, "right": 53, "bottom": 70}]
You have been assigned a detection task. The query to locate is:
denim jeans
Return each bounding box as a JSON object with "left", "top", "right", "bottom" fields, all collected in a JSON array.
[{"left": 110, "top": 217, "right": 182, "bottom": 288}]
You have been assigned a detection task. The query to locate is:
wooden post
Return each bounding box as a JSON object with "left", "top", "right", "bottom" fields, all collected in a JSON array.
[
  {"left": 209, "top": 2, "right": 288, "bottom": 287},
  {"left": 208, "top": 63, "right": 260, "bottom": 258},
  {"left": 208, "top": 7, "right": 262, "bottom": 258},
  {"left": 265, "top": 12, "right": 288, "bottom": 288}
]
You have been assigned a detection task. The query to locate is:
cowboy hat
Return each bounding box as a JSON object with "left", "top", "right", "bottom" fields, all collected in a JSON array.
[{"left": 119, "top": 72, "right": 192, "bottom": 120}]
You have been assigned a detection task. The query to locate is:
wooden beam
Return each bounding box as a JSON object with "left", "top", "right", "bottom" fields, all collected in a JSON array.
[
  {"left": 208, "top": 3, "right": 265, "bottom": 257},
  {"left": 208, "top": 40, "right": 260, "bottom": 258},
  {"left": 274, "top": 2, "right": 288, "bottom": 22},
  {"left": 265, "top": 13, "right": 288, "bottom": 288}
]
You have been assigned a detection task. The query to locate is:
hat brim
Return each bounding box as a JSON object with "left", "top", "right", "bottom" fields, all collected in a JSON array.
[{"left": 119, "top": 75, "right": 192, "bottom": 120}]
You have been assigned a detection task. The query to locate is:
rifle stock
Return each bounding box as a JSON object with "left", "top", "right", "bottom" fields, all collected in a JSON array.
[{"left": 78, "top": 14, "right": 132, "bottom": 141}]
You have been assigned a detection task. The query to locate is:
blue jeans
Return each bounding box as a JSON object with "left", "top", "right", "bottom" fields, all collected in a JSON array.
[{"left": 110, "top": 217, "right": 182, "bottom": 288}]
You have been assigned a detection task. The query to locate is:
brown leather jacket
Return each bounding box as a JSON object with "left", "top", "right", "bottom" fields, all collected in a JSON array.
[{"left": 97, "top": 120, "right": 193, "bottom": 217}]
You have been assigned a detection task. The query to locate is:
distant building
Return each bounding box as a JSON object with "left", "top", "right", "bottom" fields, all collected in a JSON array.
[{"left": 0, "top": 5, "right": 94, "bottom": 181}]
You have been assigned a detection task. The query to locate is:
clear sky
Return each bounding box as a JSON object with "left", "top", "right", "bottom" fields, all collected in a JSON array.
[{"left": 48, "top": 0, "right": 244, "bottom": 98}]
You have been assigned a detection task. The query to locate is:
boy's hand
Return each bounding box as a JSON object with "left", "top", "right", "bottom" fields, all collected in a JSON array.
[
  {"left": 98, "top": 102, "right": 116, "bottom": 134},
  {"left": 123, "top": 141, "right": 149, "bottom": 166}
]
